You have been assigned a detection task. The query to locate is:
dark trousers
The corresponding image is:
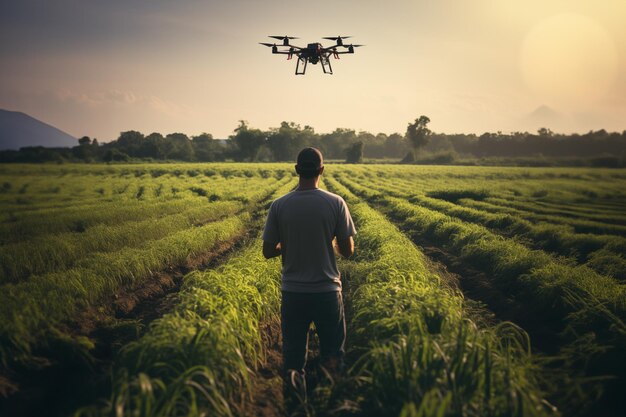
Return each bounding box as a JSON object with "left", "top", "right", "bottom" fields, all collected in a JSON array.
[{"left": 281, "top": 291, "right": 346, "bottom": 374}]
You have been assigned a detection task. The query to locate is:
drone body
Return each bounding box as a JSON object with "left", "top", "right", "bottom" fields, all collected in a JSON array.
[{"left": 259, "top": 36, "right": 363, "bottom": 75}]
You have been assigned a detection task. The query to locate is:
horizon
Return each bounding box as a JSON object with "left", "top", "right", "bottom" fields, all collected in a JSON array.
[
  {"left": 4, "top": 107, "right": 626, "bottom": 146},
  {"left": 1, "top": 0, "right": 625, "bottom": 141}
]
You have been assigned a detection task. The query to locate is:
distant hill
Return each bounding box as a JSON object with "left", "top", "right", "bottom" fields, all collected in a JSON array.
[
  {"left": 0, "top": 109, "right": 77, "bottom": 150},
  {"left": 521, "top": 105, "right": 567, "bottom": 132}
]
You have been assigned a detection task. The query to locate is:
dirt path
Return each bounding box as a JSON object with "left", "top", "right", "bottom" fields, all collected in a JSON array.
[
  {"left": 243, "top": 291, "right": 357, "bottom": 417},
  {"left": 418, "top": 242, "right": 563, "bottom": 351},
  {"left": 243, "top": 321, "right": 284, "bottom": 417}
]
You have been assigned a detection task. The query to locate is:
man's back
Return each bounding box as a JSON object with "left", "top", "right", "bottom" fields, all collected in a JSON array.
[
  {"left": 262, "top": 147, "right": 354, "bottom": 384},
  {"left": 263, "top": 188, "right": 355, "bottom": 293}
]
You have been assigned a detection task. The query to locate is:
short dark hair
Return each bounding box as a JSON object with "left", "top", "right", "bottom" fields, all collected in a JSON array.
[{"left": 296, "top": 147, "right": 323, "bottom": 178}]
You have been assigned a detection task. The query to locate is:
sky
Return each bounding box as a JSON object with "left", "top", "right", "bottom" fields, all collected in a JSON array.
[{"left": 1, "top": 0, "right": 625, "bottom": 141}]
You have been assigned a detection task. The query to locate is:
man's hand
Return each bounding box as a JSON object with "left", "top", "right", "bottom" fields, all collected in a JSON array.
[
  {"left": 263, "top": 241, "right": 282, "bottom": 259},
  {"left": 335, "top": 236, "right": 354, "bottom": 258}
]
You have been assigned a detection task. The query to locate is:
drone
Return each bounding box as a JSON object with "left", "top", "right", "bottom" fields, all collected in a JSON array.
[{"left": 260, "top": 35, "right": 363, "bottom": 75}]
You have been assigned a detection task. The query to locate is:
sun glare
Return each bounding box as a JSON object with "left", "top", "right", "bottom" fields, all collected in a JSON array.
[{"left": 521, "top": 13, "right": 618, "bottom": 109}]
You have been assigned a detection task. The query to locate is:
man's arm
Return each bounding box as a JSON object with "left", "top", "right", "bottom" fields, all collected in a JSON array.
[
  {"left": 334, "top": 198, "right": 356, "bottom": 258},
  {"left": 336, "top": 236, "right": 354, "bottom": 258},
  {"left": 263, "top": 241, "right": 281, "bottom": 259},
  {"left": 262, "top": 200, "right": 281, "bottom": 259}
]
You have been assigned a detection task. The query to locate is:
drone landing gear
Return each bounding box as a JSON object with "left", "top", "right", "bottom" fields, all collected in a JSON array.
[
  {"left": 295, "top": 57, "right": 307, "bottom": 75},
  {"left": 294, "top": 56, "right": 334, "bottom": 75},
  {"left": 321, "top": 55, "right": 333, "bottom": 75}
]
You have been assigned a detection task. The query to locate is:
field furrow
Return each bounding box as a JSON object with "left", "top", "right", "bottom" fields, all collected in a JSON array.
[
  {"left": 350, "top": 173, "right": 626, "bottom": 281},
  {"left": 333, "top": 171, "right": 626, "bottom": 416},
  {"left": 0, "top": 175, "right": 285, "bottom": 244},
  {"left": 0, "top": 174, "right": 292, "bottom": 377},
  {"left": 73, "top": 179, "right": 297, "bottom": 417},
  {"left": 1, "top": 163, "right": 624, "bottom": 417},
  {"left": 320, "top": 175, "right": 556, "bottom": 416},
  {"left": 466, "top": 198, "right": 626, "bottom": 236},
  {"left": 0, "top": 201, "right": 244, "bottom": 283}
]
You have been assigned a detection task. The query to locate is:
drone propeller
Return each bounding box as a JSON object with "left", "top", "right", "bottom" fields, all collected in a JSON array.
[
  {"left": 345, "top": 44, "right": 364, "bottom": 48},
  {"left": 259, "top": 42, "right": 276, "bottom": 47},
  {"left": 322, "top": 36, "right": 352, "bottom": 41},
  {"left": 269, "top": 35, "right": 298, "bottom": 40},
  {"left": 269, "top": 35, "right": 298, "bottom": 46},
  {"left": 323, "top": 36, "right": 351, "bottom": 46}
]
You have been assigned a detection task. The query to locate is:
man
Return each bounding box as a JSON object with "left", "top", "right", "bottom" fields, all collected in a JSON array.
[{"left": 262, "top": 147, "right": 356, "bottom": 391}]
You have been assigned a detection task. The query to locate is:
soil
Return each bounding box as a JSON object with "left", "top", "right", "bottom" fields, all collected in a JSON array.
[
  {"left": 415, "top": 238, "right": 565, "bottom": 352},
  {"left": 242, "top": 320, "right": 284, "bottom": 417},
  {"left": 0, "top": 184, "right": 285, "bottom": 417},
  {"left": 1, "top": 184, "right": 573, "bottom": 417},
  {"left": 0, "top": 232, "right": 251, "bottom": 417},
  {"left": 364, "top": 197, "right": 567, "bottom": 354}
]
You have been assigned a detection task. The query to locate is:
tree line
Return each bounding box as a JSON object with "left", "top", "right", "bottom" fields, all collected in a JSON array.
[{"left": 1, "top": 117, "right": 625, "bottom": 166}]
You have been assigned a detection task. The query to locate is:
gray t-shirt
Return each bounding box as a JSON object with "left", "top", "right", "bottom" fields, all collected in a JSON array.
[{"left": 262, "top": 188, "right": 356, "bottom": 293}]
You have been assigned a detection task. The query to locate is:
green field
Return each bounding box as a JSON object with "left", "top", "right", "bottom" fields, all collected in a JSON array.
[{"left": 0, "top": 163, "right": 625, "bottom": 417}]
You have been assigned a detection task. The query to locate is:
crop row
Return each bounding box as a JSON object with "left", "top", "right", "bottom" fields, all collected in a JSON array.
[
  {"left": 365, "top": 169, "right": 626, "bottom": 227},
  {"left": 339, "top": 166, "right": 626, "bottom": 236},
  {"left": 0, "top": 162, "right": 294, "bottom": 181},
  {"left": 334, "top": 173, "right": 626, "bottom": 415},
  {"left": 0, "top": 177, "right": 278, "bottom": 234},
  {"left": 1, "top": 197, "right": 205, "bottom": 244},
  {"left": 336, "top": 172, "right": 626, "bottom": 333},
  {"left": 0, "top": 176, "right": 291, "bottom": 370},
  {"left": 0, "top": 180, "right": 291, "bottom": 235},
  {"left": 76, "top": 181, "right": 297, "bottom": 417},
  {"left": 321, "top": 175, "right": 555, "bottom": 416},
  {"left": 528, "top": 197, "right": 626, "bottom": 217},
  {"left": 76, "top": 236, "right": 283, "bottom": 417},
  {"left": 78, "top": 175, "right": 554, "bottom": 417},
  {"left": 481, "top": 197, "right": 626, "bottom": 226},
  {"left": 353, "top": 173, "right": 626, "bottom": 281},
  {"left": 0, "top": 201, "right": 243, "bottom": 283},
  {"left": 0, "top": 175, "right": 291, "bottom": 280},
  {"left": 464, "top": 197, "right": 626, "bottom": 236},
  {"left": 0, "top": 214, "right": 247, "bottom": 368}
]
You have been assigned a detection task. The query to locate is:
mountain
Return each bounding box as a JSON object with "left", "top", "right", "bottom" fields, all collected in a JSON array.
[
  {"left": 0, "top": 109, "right": 77, "bottom": 150},
  {"left": 521, "top": 105, "right": 568, "bottom": 132}
]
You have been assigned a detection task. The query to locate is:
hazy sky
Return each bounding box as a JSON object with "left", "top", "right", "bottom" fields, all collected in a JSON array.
[{"left": 1, "top": 0, "right": 625, "bottom": 140}]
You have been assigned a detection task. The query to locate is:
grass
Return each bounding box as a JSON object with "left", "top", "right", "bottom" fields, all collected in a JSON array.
[
  {"left": 0, "top": 201, "right": 243, "bottom": 283},
  {"left": 359, "top": 175, "right": 626, "bottom": 280},
  {"left": 0, "top": 163, "right": 624, "bottom": 416},
  {"left": 323, "top": 175, "right": 556, "bottom": 417},
  {"left": 75, "top": 180, "right": 295, "bottom": 417},
  {"left": 332, "top": 169, "right": 626, "bottom": 416},
  {"left": 0, "top": 169, "right": 294, "bottom": 373}
]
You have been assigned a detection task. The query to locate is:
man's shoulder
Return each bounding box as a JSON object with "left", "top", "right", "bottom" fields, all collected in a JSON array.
[
  {"left": 316, "top": 189, "right": 346, "bottom": 205},
  {"left": 270, "top": 189, "right": 346, "bottom": 210},
  {"left": 269, "top": 191, "right": 297, "bottom": 209},
  {"left": 273, "top": 190, "right": 296, "bottom": 203},
  {"left": 273, "top": 189, "right": 343, "bottom": 201}
]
